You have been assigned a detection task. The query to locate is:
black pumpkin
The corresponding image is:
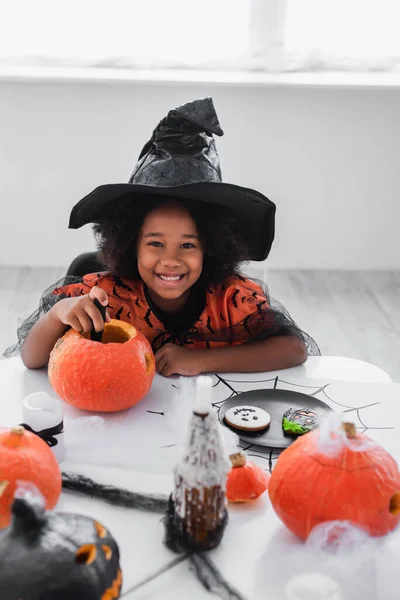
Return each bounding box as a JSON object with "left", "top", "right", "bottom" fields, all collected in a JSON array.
[{"left": 0, "top": 492, "right": 122, "bottom": 600}]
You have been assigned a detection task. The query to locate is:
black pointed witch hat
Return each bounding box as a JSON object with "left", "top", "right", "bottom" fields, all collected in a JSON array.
[{"left": 69, "top": 97, "right": 276, "bottom": 261}]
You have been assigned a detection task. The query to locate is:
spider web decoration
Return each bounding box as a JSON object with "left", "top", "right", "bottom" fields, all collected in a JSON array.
[
  {"left": 58, "top": 373, "right": 400, "bottom": 600},
  {"left": 207, "top": 373, "right": 397, "bottom": 473},
  {"left": 61, "top": 371, "right": 397, "bottom": 476}
]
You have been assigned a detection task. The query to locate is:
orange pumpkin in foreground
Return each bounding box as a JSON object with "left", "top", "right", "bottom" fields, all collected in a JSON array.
[
  {"left": 48, "top": 320, "right": 155, "bottom": 412},
  {"left": 269, "top": 422, "right": 400, "bottom": 540},
  {"left": 0, "top": 426, "right": 62, "bottom": 528},
  {"left": 227, "top": 452, "right": 270, "bottom": 502}
]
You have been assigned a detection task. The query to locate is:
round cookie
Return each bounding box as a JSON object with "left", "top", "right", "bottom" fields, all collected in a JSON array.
[
  {"left": 224, "top": 405, "right": 271, "bottom": 432},
  {"left": 282, "top": 407, "right": 319, "bottom": 436}
]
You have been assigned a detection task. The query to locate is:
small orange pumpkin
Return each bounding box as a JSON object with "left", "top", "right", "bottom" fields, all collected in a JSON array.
[
  {"left": 48, "top": 320, "right": 155, "bottom": 412},
  {"left": 0, "top": 426, "right": 62, "bottom": 528},
  {"left": 268, "top": 422, "right": 400, "bottom": 540},
  {"left": 226, "top": 452, "right": 270, "bottom": 503}
]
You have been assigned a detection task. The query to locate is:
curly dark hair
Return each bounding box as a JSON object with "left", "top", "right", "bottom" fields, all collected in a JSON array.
[{"left": 92, "top": 195, "right": 249, "bottom": 287}]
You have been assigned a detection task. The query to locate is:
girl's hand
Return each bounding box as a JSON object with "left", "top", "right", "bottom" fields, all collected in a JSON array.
[
  {"left": 155, "top": 343, "right": 204, "bottom": 377},
  {"left": 50, "top": 287, "right": 111, "bottom": 333}
]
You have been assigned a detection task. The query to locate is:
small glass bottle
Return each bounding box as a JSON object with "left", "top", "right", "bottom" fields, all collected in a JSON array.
[{"left": 165, "top": 376, "right": 230, "bottom": 552}]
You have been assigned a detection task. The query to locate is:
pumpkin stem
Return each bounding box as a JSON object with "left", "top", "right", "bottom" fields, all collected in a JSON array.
[
  {"left": 11, "top": 426, "right": 25, "bottom": 436},
  {"left": 12, "top": 496, "right": 47, "bottom": 536},
  {"left": 341, "top": 422, "right": 357, "bottom": 439},
  {"left": 6, "top": 426, "right": 26, "bottom": 448},
  {"left": 229, "top": 452, "right": 246, "bottom": 468}
]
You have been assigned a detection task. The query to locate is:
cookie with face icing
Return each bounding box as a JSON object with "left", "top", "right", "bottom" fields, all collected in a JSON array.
[
  {"left": 224, "top": 405, "right": 271, "bottom": 432},
  {"left": 282, "top": 407, "right": 319, "bottom": 435}
]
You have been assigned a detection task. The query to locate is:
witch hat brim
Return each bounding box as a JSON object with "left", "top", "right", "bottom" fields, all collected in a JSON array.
[
  {"left": 68, "top": 98, "right": 276, "bottom": 261},
  {"left": 69, "top": 181, "right": 275, "bottom": 262}
]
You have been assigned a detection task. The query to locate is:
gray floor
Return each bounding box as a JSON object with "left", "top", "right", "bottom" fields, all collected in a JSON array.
[{"left": 1, "top": 267, "right": 399, "bottom": 382}]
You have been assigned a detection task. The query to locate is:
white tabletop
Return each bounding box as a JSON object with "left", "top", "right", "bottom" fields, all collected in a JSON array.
[{"left": 0, "top": 355, "right": 396, "bottom": 600}]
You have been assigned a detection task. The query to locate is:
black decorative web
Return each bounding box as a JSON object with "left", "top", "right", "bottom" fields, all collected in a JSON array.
[{"left": 120, "top": 553, "right": 246, "bottom": 600}]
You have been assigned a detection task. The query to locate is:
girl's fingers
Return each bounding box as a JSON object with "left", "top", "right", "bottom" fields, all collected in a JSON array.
[
  {"left": 157, "top": 356, "right": 175, "bottom": 377},
  {"left": 161, "top": 363, "right": 174, "bottom": 377},
  {"left": 67, "top": 315, "right": 87, "bottom": 333},
  {"left": 155, "top": 349, "right": 166, "bottom": 364},
  {"left": 86, "top": 287, "right": 109, "bottom": 329},
  {"left": 76, "top": 311, "right": 94, "bottom": 333},
  {"left": 156, "top": 357, "right": 167, "bottom": 373},
  {"left": 88, "top": 286, "right": 109, "bottom": 306}
]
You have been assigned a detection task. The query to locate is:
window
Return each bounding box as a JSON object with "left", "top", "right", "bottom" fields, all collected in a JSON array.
[
  {"left": 1, "top": 0, "right": 399, "bottom": 72},
  {"left": 0, "top": 0, "right": 250, "bottom": 68},
  {"left": 285, "top": 0, "right": 400, "bottom": 70}
]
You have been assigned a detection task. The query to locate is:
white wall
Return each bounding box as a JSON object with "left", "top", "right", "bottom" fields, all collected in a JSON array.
[{"left": 1, "top": 78, "right": 399, "bottom": 269}]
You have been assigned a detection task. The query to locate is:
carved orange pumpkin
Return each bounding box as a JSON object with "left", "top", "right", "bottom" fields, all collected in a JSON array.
[
  {"left": 269, "top": 422, "right": 400, "bottom": 540},
  {"left": 226, "top": 452, "right": 270, "bottom": 502},
  {"left": 0, "top": 426, "right": 62, "bottom": 528},
  {"left": 48, "top": 320, "right": 155, "bottom": 412}
]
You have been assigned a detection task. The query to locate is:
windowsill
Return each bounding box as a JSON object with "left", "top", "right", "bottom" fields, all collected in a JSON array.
[{"left": 1, "top": 65, "right": 400, "bottom": 89}]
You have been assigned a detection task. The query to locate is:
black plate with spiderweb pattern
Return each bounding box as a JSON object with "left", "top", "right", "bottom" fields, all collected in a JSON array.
[{"left": 219, "top": 388, "right": 334, "bottom": 448}]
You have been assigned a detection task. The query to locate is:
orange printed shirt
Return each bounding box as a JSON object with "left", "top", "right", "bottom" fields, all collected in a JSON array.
[{"left": 52, "top": 273, "right": 277, "bottom": 352}]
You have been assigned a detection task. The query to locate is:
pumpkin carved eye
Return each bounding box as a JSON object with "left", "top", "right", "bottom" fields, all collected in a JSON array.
[
  {"left": 94, "top": 520, "right": 107, "bottom": 538},
  {"left": 102, "top": 545, "right": 112, "bottom": 560},
  {"left": 76, "top": 544, "right": 97, "bottom": 565},
  {"left": 145, "top": 353, "right": 154, "bottom": 373},
  {"left": 389, "top": 493, "right": 400, "bottom": 515}
]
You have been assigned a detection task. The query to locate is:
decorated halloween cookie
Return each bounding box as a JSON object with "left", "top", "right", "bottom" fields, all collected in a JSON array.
[
  {"left": 282, "top": 407, "right": 319, "bottom": 435},
  {"left": 224, "top": 405, "right": 271, "bottom": 432}
]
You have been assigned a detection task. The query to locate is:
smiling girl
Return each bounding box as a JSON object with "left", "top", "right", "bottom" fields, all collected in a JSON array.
[{"left": 7, "top": 98, "right": 318, "bottom": 374}]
